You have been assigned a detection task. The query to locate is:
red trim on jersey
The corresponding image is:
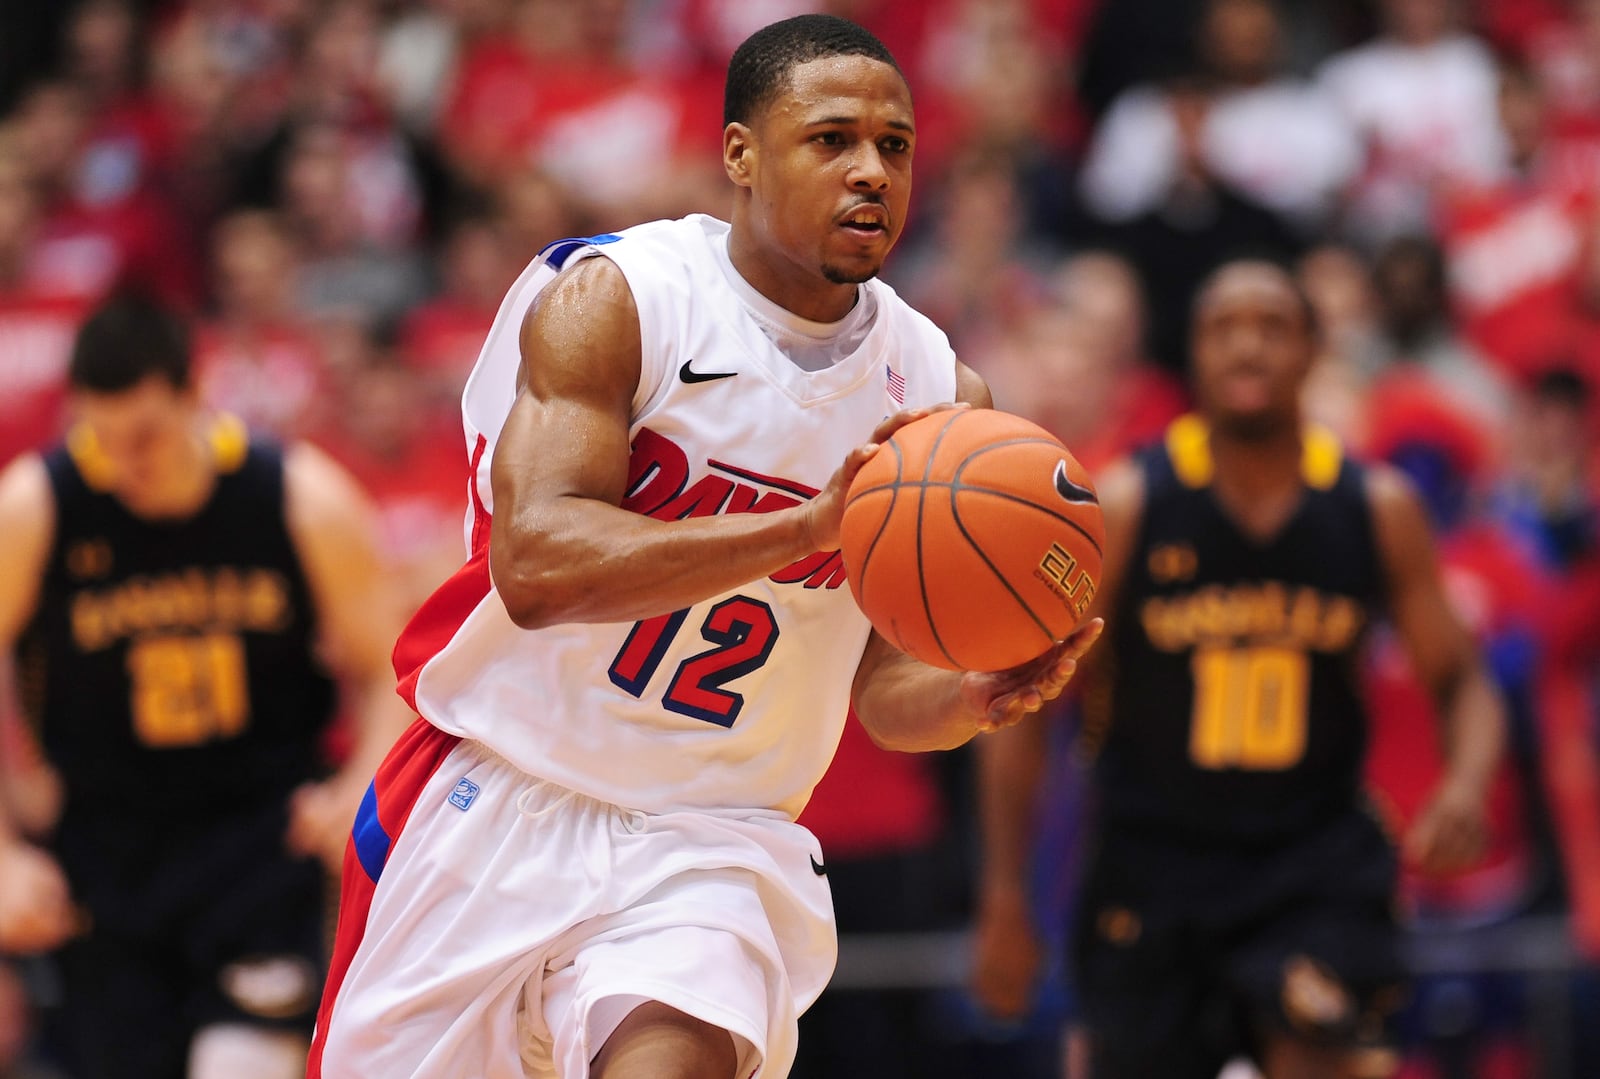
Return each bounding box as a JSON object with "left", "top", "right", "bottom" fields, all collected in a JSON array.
[
  {"left": 307, "top": 717, "right": 461, "bottom": 1078},
  {"left": 392, "top": 434, "right": 493, "bottom": 712}
]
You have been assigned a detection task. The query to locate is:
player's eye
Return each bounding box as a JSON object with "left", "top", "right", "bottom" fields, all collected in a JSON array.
[
  {"left": 814, "top": 131, "right": 845, "bottom": 146},
  {"left": 881, "top": 137, "right": 910, "bottom": 155}
]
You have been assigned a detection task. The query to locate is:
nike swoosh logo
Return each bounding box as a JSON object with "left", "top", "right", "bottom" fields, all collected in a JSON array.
[
  {"left": 1054, "top": 460, "right": 1099, "bottom": 504},
  {"left": 679, "top": 360, "right": 736, "bottom": 384},
  {"left": 810, "top": 855, "right": 827, "bottom": 876}
]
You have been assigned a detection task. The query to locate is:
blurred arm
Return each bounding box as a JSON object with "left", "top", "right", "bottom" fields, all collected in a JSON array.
[
  {"left": 1369, "top": 465, "right": 1505, "bottom": 874},
  {"left": 282, "top": 443, "right": 415, "bottom": 868},
  {"left": 0, "top": 455, "right": 77, "bottom": 954}
]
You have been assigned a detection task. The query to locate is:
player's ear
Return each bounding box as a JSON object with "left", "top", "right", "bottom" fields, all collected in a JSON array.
[{"left": 724, "top": 122, "right": 755, "bottom": 188}]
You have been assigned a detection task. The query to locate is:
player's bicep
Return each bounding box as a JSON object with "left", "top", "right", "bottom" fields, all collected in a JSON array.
[
  {"left": 954, "top": 360, "right": 994, "bottom": 410},
  {"left": 495, "top": 256, "right": 643, "bottom": 512},
  {"left": 1369, "top": 465, "right": 1474, "bottom": 693}
]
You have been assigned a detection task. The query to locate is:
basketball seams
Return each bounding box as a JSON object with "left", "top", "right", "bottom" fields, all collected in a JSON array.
[
  {"left": 915, "top": 411, "right": 965, "bottom": 668},
  {"left": 945, "top": 478, "right": 1060, "bottom": 661},
  {"left": 849, "top": 438, "right": 906, "bottom": 617},
  {"left": 948, "top": 484, "right": 1104, "bottom": 556}
]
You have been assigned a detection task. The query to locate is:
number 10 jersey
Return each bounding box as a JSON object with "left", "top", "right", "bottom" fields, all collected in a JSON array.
[{"left": 1087, "top": 415, "right": 1387, "bottom": 845}]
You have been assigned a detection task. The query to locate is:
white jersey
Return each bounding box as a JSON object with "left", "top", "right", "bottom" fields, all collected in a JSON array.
[{"left": 395, "top": 214, "right": 958, "bottom": 819}]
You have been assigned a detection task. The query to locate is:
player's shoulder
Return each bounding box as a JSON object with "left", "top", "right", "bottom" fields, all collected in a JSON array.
[
  {"left": 0, "top": 452, "right": 53, "bottom": 524},
  {"left": 282, "top": 442, "right": 375, "bottom": 529}
]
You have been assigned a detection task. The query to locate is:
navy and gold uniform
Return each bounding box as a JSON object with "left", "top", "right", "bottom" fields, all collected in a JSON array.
[
  {"left": 15, "top": 419, "right": 335, "bottom": 1079},
  {"left": 1075, "top": 416, "right": 1404, "bottom": 1078}
]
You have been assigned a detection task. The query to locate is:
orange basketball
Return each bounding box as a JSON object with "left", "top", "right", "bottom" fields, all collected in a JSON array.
[{"left": 840, "top": 409, "right": 1104, "bottom": 672}]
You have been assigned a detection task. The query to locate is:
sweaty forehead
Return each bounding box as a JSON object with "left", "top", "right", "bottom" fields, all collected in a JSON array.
[{"left": 763, "top": 55, "right": 912, "bottom": 126}]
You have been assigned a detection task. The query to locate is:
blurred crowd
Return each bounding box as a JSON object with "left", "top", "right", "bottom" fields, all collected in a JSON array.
[{"left": 2, "top": 0, "right": 1600, "bottom": 1076}]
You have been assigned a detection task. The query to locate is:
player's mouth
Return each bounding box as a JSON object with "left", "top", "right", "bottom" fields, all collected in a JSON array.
[{"left": 837, "top": 205, "right": 889, "bottom": 239}]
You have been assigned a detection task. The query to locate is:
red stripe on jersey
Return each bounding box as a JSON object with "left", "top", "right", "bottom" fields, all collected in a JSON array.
[
  {"left": 393, "top": 434, "right": 493, "bottom": 712},
  {"left": 307, "top": 717, "right": 460, "bottom": 1078}
]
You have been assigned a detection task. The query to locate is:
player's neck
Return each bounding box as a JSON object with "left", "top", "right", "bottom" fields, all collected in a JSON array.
[
  {"left": 136, "top": 430, "right": 220, "bottom": 521},
  {"left": 1207, "top": 423, "right": 1308, "bottom": 541},
  {"left": 726, "top": 228, "right": 860, "bottom": 323}
]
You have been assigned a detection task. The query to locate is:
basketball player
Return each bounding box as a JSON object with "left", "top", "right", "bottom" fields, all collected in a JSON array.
[
  {"left": 971, "top": 260, "right": 1506, "bottom": 1079},
  {"left": 309, "top": 14, "right": 1101, "bottom": 1079},
  {"left": 0, "top": 293, "right": 412, "bottom": 1079}
]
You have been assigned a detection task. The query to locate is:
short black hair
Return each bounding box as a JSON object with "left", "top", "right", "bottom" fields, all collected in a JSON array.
[
  {"left": 69, "top": 292, "right": 192, "bottom": 393},
  {"left": 723, "top": 14, "right": 902, "bottom": 127},
  {"left": 1192, "top": 257, "right": 1319, "bottom": 338}
]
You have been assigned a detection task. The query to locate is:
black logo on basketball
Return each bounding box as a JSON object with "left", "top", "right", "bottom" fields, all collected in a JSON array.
[
  {"left": 679, "top": 360, "right": 736, "bottom": 384},
  {"left": 1053, "top": 460, "right": 1098, "bottom": 504}
]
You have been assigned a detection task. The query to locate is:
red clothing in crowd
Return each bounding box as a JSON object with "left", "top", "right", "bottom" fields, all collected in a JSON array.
[
  {"left": 798, "top": 713, "right": 946, "bottom": 861},
  {"left": 1437, "top": 172, "right": 1600, "bottom": 380},
  {"left": 399, "top": 297, "right": 497, "bottom": 389},
  {"left": 192, "top": 322, "right": 331, "bottom": 442},
  {"left": 0, "top": 289, "right": 91, "bottom": 466}
]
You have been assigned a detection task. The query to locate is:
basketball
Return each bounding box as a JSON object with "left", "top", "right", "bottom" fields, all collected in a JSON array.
[{"left": 840, "top": 409, "right": 1104, "bottom": 672}]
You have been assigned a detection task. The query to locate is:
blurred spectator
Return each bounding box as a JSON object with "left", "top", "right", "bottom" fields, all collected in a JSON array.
[
  {"left": 1490, "top": 367, "right": 1598, "bottom": 571},
  {"left": 436, "top": 0, "right": 723, "bottom": 225},
  {"left": 1523, "top": 369, "right": 1600, "bottom": 974},
  {"left": 1318, "top": 0, "right": 1506, "bottom": 246},
  {"left": 0, "top": 138, "right": 87, "bottom": 467},
  {"left": 886, "top": 151, "right": 1061, "bottom": 356},
  {"left": 376, "top": 0, "right": 508, "bottom": 138},
  {"left": 398, "top": 209, "right": 514, "bottom": 400},
  {"left": 315, "top": 343, "right": 467, "bottom": 618},
  {"left": 1369, "top": 235, "right": 1510, "bottom": 421},
  {"left": 1298, "top": 243, "right": 1383, "bottom": 442},
  {"left": 970, "top": 251, "right": 1187, "bottom": 475},
  {"left": 193, "top": 208, "right": 332, "bottom": 440},
  {"left": 1363, "top": 374, "right": 1549, "bottom": 1078},
  {"left": 493, "top": 163, "right": 588, "bottom": 266},
  {"left": 10, "top": 79, "right": 199, "bottom": 309},
  {"left": 1079, "top": 0, "right": 1359, "bottom": 232},
  {"left": 1082, "top": 76, "right": 1303, "bottom": 373},
  {"left": 1436, "top": 57, "right": 1600, "bottom": 384},
  {"left": 277, "top": 120, "right": 429, "bottom": 324}
]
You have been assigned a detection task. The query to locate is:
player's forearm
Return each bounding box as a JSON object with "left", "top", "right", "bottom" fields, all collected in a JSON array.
[
  {"left": 491, "top": 496, "right": 821, "bottom": 629},
  {"left": 1436, "top": 662, "right": 1505, "bottom": 797},
  {"left": 852, "top": 656, "right": 983, "bottom": 752},
  {"left": 976, "top": 719, "right": 1048, "bottom": 900}
]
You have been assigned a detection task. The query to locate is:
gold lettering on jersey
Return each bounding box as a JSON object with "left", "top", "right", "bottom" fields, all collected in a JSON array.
[
  {"left": 1036, "top": 542, "right": 1098, "bottom": 616},
  {"left": 70, "top": 569, "right": 292, "bottom": 653},
  {"left": 1147, "top": 543, "right": 1198, "bottom": 583},
  {"left": 1140, "top": 584, "right": 1365, "bottom": 654},
  {"left": 65, "top": 539, "right": 114, "bottom": 580}
]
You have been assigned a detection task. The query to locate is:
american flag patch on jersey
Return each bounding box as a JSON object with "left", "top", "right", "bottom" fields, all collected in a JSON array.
[{"left": 885, "top": 365, "right": 906, "bottom": 406}]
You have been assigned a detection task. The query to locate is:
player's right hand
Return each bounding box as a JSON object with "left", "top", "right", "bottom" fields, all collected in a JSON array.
[
  {"left": 803, "top": 403, "right": 969, "bottom": 552},
  {"left": 969, "top": 885, "right": 1043, "bottom": 1021},
  {"left": 0, "top": 841, "right": 78, "bottom": 955}
]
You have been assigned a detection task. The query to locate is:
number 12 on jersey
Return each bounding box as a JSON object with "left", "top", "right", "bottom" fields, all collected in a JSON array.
[{"left": 607, "top": 596, "right": 780, "bottom": 727}]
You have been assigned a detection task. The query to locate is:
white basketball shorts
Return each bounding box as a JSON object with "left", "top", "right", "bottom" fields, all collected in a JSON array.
[{"left": 308, "top": 719, "right": 837, "bottom": 1078}]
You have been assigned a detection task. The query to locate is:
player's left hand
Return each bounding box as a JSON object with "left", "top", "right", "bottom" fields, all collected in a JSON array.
[
  {"left": 1403, "top": 777, "right": 1490, "bottom": 876},
  {"left": 286, "top": 775, "right": 366, "bottom": 874},
  {"left": 960, "top": 618, "right": 1103, "bottom": 732}
]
